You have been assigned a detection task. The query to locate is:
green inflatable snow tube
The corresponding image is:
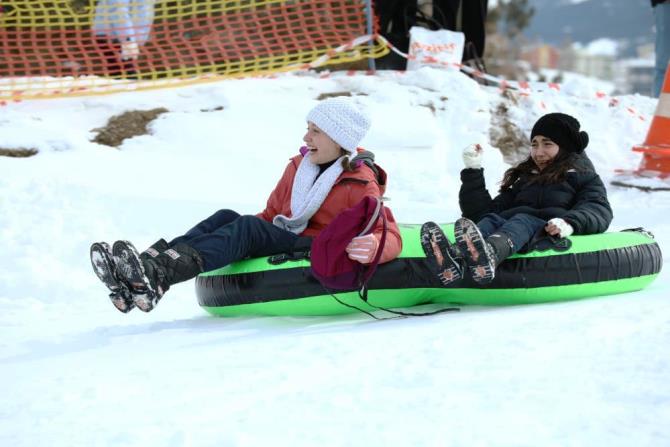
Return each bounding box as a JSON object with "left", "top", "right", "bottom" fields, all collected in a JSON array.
[{"left": 195, "top": 224, "right": 663, "bottom": 317}]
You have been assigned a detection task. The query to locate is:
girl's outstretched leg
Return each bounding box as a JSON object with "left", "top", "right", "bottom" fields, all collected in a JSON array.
[
  {"left": 90, "top": 239, "right": 171, "bottom": 312},
  {"left": 90, "top": 242, "right": 135, "bottom": 313},
  {"left": 420, "top": 222, "right": 463, "bottom": 286},
  {"left": 454, "top": 217, "right": 498, "bottom": 284},
  {"left": 113, "top": 240, "right": 203, "bottom": 312}
]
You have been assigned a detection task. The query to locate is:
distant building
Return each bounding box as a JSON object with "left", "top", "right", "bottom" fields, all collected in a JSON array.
[
  {"left": 615, "top": 58, "right": 655, "bottom": 96},
  {"left": 636, "top": 43, "right": 655, "bottom": 60},
  {"left": 521, "top": 44, "right": 560, "bottom": 70},
  {"left": 563, "top": 39, "right": 618, "bottom": 81},
  {"left": 517, "top": 35, "right": 654, "bottom": 96}
]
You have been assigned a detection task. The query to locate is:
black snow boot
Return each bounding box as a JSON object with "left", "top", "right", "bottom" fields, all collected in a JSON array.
[
  {"left": 90, "top": 241, "right": 134, "bottom": 313},
  {"left": 454, "top": 217, "right": 501, "bottom": 285},
  {"left": 485, "top": 232, "right": 515, "bottom": 267},
  {"left": 420, "top": 221, "right": 464, "bottom": 286},
  {"left": 90, "top": 239, "right": 170, "bottom": 312},
  {"left": 141, "top": 239, "right": 170, "bottom": 260},
  {"left": 113, "top": 240, "right": 203, "bottom": 312}
]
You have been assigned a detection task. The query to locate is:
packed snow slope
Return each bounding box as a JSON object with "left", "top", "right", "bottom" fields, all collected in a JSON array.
[{"left": 1, "top": 68, "right": 669, "bottom": 447}]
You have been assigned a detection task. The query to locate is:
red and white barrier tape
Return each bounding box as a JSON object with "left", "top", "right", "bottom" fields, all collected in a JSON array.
[
  {"left": 0, "top": 31, "right": 653, "bottom": 123},
  {"left": 374, "top": 34, "right": 649, "bottom": 122}
]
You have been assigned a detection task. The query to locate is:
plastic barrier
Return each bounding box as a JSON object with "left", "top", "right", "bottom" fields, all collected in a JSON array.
[{"left": 0, "top": 0, "right": 386, "bottom": 99}]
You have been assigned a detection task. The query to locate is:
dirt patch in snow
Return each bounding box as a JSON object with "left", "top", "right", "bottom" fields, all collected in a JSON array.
[
  {"left": 0, "top": 147, "right": 38, "bottom": 158},
  {"left": 489, "top": 97, "right": 529, "bottom": 166},
  {"left": 92, "top": 108, "right": 169, "bottom": 147}
]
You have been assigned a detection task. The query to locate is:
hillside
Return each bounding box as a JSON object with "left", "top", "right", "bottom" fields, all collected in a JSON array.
[
  {"left": 524, "top": 0, "right": 653, "bottom": 56},
  {"left": 1, "top": 68, "right": 668, "bottom": 446}
]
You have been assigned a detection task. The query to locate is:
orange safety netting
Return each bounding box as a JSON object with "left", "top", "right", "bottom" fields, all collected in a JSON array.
[{"left": 0, "top": 0, "right": 387, "bottom": 100}]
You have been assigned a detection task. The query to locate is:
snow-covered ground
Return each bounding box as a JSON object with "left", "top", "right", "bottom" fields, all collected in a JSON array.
[{"left": 1, "top": 68, "right": 668, "bottom": 446}]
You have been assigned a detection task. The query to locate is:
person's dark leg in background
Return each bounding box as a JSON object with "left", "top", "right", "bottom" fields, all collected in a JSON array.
[
  {"left": 653, "top": 0, "right": 670, "bottom": 97},
  {"left": 373, "top": 0, "right": 418, "bottom": 69},
  {"left": 93, "top": 35, "right": 137, "bottom": 77},
  {"left": 433, "top": 0, "right": 459, "bottom": 30},
  {"left": 460, "top": 0, "right": 488, "bottom": 60},
  {"left": 433, "top": 0, "right": 488, "bottom": 62}
]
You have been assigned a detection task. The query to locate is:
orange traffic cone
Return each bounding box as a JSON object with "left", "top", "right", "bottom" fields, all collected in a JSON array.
[{"left": 632, "top": 62, "right": 670, "bottom": 176}]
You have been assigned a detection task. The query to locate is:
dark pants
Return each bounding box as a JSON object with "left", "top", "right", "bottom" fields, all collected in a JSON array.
[
  {"left": 93, "top": 35, "right": 137, "bottom": 77},
  {"left": 433, "top": 0, "right": 488, "bottom": 59},
  {"left": 169, "top": 209, "right": 310, "bottom": 272},
  {"left": 372, "top": 0, "right": 418, "bottom": 69},
  {"left": 477, "top": 213, "right": 546, "bottom": 255}
]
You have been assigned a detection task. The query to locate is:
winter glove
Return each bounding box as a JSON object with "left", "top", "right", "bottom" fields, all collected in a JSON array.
[
  {"left": 462, "top": 143, "right": 483, "bottom": 169},
  {"left": 545, "top": 218, "right": 574, "bottom": 238},
  {"left": 120, "top": 41, "right": 140, "bottom": 61},
  {"left": 345, "top": 234, "right": 379, "bottom": 264}
]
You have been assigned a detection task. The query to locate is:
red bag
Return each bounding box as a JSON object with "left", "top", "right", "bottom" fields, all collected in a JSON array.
[
  {"left": 311, "top": 196, "right": 459, "bottom": 318},
  {"left": 310, "top": 196, "right": 387, "bottom": 295}
]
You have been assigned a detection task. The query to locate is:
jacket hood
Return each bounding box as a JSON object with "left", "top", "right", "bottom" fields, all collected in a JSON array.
[{"left": 290, "top": 148, "right": 388, "bottom": 193}]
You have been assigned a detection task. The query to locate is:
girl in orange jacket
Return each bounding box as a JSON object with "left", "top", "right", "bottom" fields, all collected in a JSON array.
[{"left": 90, "top": 97, "right": 402, "bottom": 313}]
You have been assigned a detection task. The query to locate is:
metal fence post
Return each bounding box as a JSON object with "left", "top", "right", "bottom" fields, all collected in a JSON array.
[{"left": 365, "top": 0, "right": 376, "bottom": 71}]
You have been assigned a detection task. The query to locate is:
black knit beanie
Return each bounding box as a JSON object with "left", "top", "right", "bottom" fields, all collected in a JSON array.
[{"left": 530, "top": 113, "right": 589, "bottom": 154}]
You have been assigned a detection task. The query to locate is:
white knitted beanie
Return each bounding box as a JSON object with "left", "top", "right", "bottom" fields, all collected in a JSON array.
[{"left": 306, "top": 97, "right": 371, "bottom": 153}]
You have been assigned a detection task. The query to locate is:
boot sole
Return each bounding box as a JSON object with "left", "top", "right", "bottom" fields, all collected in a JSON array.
[
  {"left": 420, "top": 222, "right": 462, "bottom": 286},
  {"left": 112, "top": 240, "right": 160, "bottom": 312},
  {"left": 454, "top": 219, "right": 496, "bottom": 284},
  {"left": 90, "top": 242, "right": 135, "bottom": 313}
]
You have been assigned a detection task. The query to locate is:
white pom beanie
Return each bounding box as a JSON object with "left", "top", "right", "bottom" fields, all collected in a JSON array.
[{"left": 306, "top": 97, "right": 371, "bottom": 153}]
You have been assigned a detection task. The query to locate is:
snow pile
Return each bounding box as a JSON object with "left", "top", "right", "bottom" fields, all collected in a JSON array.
[
  {"left": 0, "top": 68, "right": 668, "bottom": 447},
  {"left": 583, "top": 38, "right": 619, "bottom": 57}
]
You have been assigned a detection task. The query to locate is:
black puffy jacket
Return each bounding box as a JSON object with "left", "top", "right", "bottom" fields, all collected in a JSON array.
[{"left": 459, "top": 154, "right": 613, "bottom": 235}]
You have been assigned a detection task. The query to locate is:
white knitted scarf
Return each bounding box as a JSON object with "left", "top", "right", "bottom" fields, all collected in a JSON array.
[{"left": 273, "top": 153, "right": 345, "bottom": 234}]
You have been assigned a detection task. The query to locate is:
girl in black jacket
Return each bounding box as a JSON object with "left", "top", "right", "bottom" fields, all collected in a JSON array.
[{"left": 421, "top": 113, "right": 613, "bottom": 286}]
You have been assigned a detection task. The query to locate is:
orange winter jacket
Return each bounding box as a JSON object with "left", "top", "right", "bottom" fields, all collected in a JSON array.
[{"left": 257, "top": 151, "right": 402, "bottom": 264}]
